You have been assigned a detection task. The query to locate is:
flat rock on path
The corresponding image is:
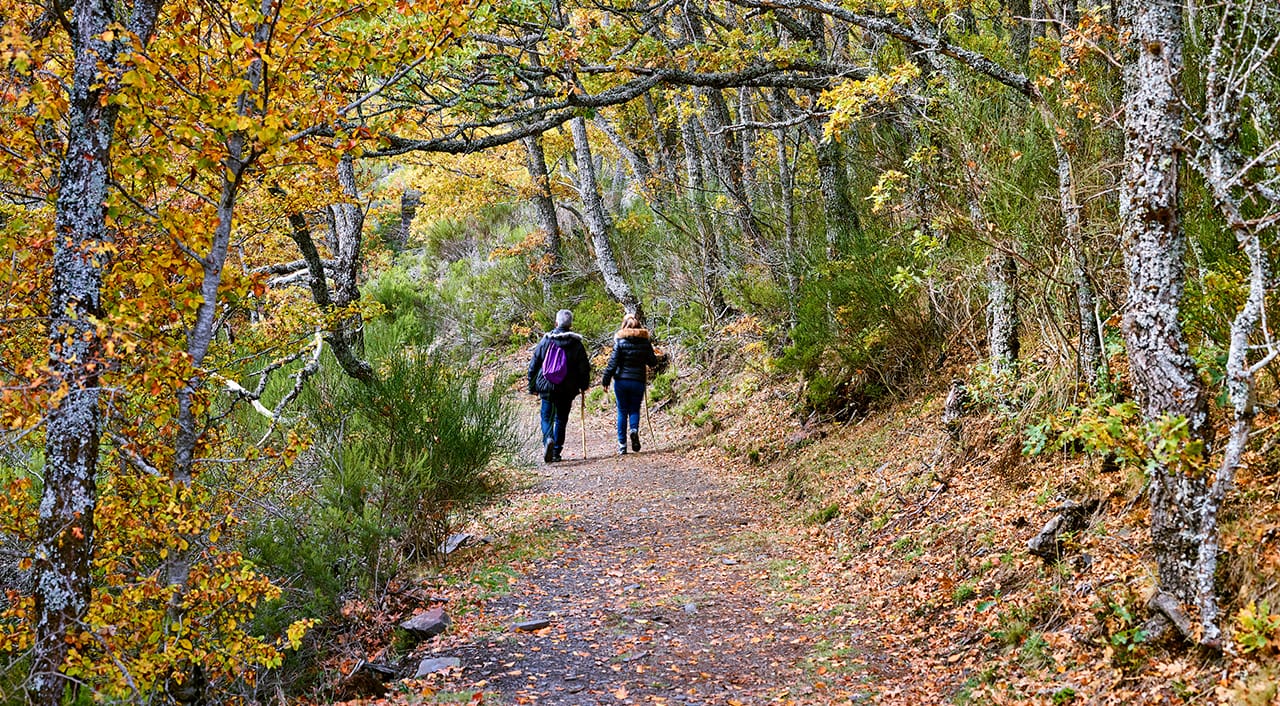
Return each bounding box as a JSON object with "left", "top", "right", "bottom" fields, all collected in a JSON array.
[{"left": 440, "top": 400, "right": 842, "bottom": 704}]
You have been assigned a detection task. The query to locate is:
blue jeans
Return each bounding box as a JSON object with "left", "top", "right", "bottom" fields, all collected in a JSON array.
[
  {"left": 613, "top": 378, "right": 645, "bottom": 445},
  {"left": 540, "top": 394, "right": 574, "bottom": 455}
]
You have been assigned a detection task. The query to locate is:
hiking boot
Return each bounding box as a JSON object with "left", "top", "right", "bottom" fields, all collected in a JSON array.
[
  {"left": 618, "top": 444, "right": 627, "bottom": 455},
  {"left": 544, "top": 440, "right": 555, "bottom": 463},
  {"left": 630, "top": 430, "right": 641, "bottom": 452}
]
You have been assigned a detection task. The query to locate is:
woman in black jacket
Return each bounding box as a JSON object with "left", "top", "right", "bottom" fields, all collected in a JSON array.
[{"left": 601, "top": 315, "right": 664, "bottom": 455}]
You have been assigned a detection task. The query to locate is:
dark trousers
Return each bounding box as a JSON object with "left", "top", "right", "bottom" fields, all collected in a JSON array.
[
  {"left": 613, "top": 378, "right": 645, "bottom": 445},
  {"left": 540, "top": 394, "right": 575, "bottom": 455}
]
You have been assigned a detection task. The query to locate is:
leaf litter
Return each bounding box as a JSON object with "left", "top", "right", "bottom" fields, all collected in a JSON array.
[{"left": 328, "top": 364, "right": 1280, "bottom": 705}]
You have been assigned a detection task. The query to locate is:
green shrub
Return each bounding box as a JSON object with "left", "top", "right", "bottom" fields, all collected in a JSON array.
[
  {"left": 953, "top": 581, "right": 978, "bottom": 604},
  {"left": 780, "top": 230, "right": 940, "bottom": 418},
  {"left": 316, "top": 327, "right": 516, "bottom": 560},
  {"left": 993, "top": 609, "right": 1031, "bottom": 647},
  {"left": 805, "top": 503, "right": 840, "bottom": 525},
  {"left": 649, "top": 369, "right": 677, "bottom": 402},
  {"left": 1236, "top": 600, "right": 1280, "bottom": 654},
  {"left": 1051, "top": 687, "right": 1077, "bottom": 704},
  {"left": 367, "top": 267, "right": 433, "bottom": 340},
  {"left": 1094, "top": 589, "right": 1149, "bottom": 671},
  {"left": 245, "top": 315, "right": 517, "bottom": 634}
]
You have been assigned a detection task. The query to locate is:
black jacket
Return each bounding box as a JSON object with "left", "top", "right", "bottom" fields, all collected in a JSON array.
[
  {"left": 602, "top": 328, "right": 660, "bottom": 387},
  {"left": 528, "top": 328, "right": 591, "bottom": 398}
]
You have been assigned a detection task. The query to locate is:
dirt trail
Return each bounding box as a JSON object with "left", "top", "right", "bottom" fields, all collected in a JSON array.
[{"left": 439, "top": 400, "right": 871, "bottom": 705}]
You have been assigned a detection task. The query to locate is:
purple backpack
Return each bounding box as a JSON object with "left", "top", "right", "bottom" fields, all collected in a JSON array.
[{"left": 542, "top": 342, "right": 569, "bottom": 385}]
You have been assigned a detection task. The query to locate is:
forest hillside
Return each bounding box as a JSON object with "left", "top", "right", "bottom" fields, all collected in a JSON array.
[{"left": 2, "top": 0, "right": 1280, "bottom": 703}]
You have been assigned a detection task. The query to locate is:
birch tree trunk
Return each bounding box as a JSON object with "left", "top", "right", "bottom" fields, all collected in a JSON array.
[
  {"left": 398, "top": 188, "right": 422, "bottom": 251},
  {"left": 34, "top": 0, "right": 164, "bottom": 700},
  {"left": 645, "top": 91, "right": 681, "bottom": 193},
  {"left": 522, "top": 132, "right": 563, "bottom": 301},
  {"left": 1185, "top": 0, "right": 1280, "bottom": 644},
  {"left": 769, "top": 90, "right": 800, "bottom": 327},
  {"left": 592, "top": 115, "right": 661, "bottom": 206},
  {"left": 987, "top": 252, "right": 1020, "bottom": 376},
  {"left": 804, "top": 11, "right": 858, "bottom": 255},
  {"left": 738, "top": 86, "right": 759, "bottom": 207},
  {"left": 569, "top": 117, "right": 644, "bottom": 322},
  {"left": 1117, "top": 0, "right": 1210, "bottom": 610}
]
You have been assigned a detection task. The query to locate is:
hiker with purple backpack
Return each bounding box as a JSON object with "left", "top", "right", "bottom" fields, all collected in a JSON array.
[{"left": 528, "top": 309, "right": 592, "bottom": 463}]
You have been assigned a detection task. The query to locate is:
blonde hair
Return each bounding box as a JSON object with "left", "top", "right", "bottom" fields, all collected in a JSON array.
[{"left": 620, "top": 314, "right": 641, "bottom": 330}]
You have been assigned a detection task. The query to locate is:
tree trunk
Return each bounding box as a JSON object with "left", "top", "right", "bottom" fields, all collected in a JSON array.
[
  {"left": 1031, "top": 0, "right": 1048, "bottom": 45},
  {"left": 1186, "top": 0, "right": 1279, "bottom": 643},
  {"left": 165, "top": 17, "right": 278, "bottom": 696},
  {"left": 738, "top": 86, "right": 759, "bottom": 207},
  {"left": 569, "top": 117, "right": 644, "bottom": 322},
  {"left": 1050, "top": 136, "right": 1102, "bottom": 388},
  {"left": 1009, "top": 0, "right": 1031, "bottom": 63},
  {"left": 329, "top": 156, "right": 364, "bottom": 309},
  {"left": 34, "top": 0, "right": 164, "bottom": 701},
  {"left": 522, "top": 132, "right": 563, "bottom": 301},
  {"left": 987, "top": 251, "right": 1020, "bottom": 376},
  {"left": 1049, "top": 5, "right": 1102, "bottom": 389},
  {"left": 398, "top": 188, "right": 421, "bottom": 251},
  {"left": 677, "top": 99, "right": 728, "bottom": 320},
  {"left": 1118, "top": 0, "right": 1208, "bottom": 609},
  {"left": 804, "top": 10, "right": 858, "bottom": 255},
  {"left": 317, "top": 155, "right": 376, "bottom": 380},
  {"left": 769, "top": 90, "right": 800, "bottom": 326},
  {"left": 644, "top": 91, "right": 681, "bottom": 194},
  {"left": 965, "top": 159, "right": 1020, "bottom": 378},
  {"left": 592, "top": 115, "right": 661, "bottom": 206},
  {"left": 701, "top": 87, "right": 763, "bottom": 247},
  {"left": 679, "top": 8, "right": 761, "bottom": 249},
  {"left": 285, "top": 210, "right": 376, "bottom": 383},
  {"left": 815, "top": 136, "right": 857, "bottom": 255}
]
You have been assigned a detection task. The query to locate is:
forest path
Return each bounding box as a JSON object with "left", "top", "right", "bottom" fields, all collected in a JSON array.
[{"left": 437, "top": 397, "right": 883, "bottom": 705}]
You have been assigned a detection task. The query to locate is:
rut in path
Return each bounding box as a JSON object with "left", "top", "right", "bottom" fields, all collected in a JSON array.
[{"left": 438, "top": 400, "right": 878, "bottom": 704}]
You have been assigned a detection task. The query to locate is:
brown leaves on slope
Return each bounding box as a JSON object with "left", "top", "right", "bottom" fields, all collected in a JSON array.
[{"left": 695, "top": 368, "right": 1280, "bottom": 705}]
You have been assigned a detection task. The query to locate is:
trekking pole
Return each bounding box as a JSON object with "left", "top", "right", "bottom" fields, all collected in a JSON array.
[
  {"left": 644, "top": 385, "right": 656, "bottom": 444},
  {"left": 580, "top": 390, "right": 587, "bottom": 460}
]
